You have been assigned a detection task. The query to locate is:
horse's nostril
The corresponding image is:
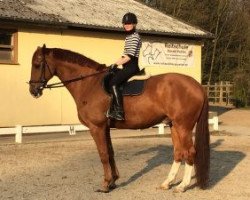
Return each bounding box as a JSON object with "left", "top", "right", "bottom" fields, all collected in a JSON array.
[{"left": 29, "top": 85, "right": 43, "bottom": 98}]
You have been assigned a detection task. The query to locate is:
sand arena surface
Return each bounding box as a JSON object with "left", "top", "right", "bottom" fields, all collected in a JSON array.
[{"left": 0, "top": 108, "right": 250, "bottom": 200}]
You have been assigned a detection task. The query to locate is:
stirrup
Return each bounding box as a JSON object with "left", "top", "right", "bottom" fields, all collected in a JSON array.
[
  {"left": 114, "top": 112, "right": 124, "bottom": 121},
  {"left": 106, "top": 110, "right": 124, "bottom": 121},
  {"left": 106, "top": 109, "right": 115, "bottom": 119}
]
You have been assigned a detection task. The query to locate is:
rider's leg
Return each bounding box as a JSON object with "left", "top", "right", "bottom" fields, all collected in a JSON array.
[
  {"left": 107, "top": 63, "right": 139, "bottom": 120},
  {"left": 109, "top": 85, "right": 124, "bottom": 120}
]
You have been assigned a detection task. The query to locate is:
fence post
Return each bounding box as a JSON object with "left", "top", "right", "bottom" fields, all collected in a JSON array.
[
  {"left": 213, "top": 115, "right": 219, "bottom": 131},
  {"left": 219, "top": 81, "right": 223, "bottom": 104},
  {"left": 226, "top": 81, "right": 231, "bottom": 105},
  {"left": 203, "top": 81, "right": 234, "bottom": 106},
  {"left": 69, "top": 125, "right": 76, "bottom": 135},
  {"left": 15, "top": 125, "right": 22, "bottom": 143},
  {"left": 214, "top": 82, "right": 218, "bottom": 103},
  {"left": 158, "top": 124, "right": 165, "bottom": 134}
]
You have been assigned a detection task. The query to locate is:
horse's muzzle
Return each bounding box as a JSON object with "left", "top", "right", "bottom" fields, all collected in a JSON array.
[{"left": 29, "top": 84, "right": 43, "bottom": 98}]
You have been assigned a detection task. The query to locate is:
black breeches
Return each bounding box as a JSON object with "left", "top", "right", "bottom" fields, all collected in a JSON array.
[
  {"left": 109, "top": 60, "right": 140, "bottom": 87},
  {"left": 109, "top": 57, "right": 140, "bottom": 87}
]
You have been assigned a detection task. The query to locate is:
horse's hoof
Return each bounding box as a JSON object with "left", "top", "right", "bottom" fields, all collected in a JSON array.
[
  {"left": 95, "top": 188, "right": 110, "bottom": 193},
  {"left": 109, "top": 183, "right": 117, "bottom": 190},
  {"left": 157, "top": 184, "right": 170, "bottom": 190},
  {"left": 95, "top": 183, "right": 117, "bottom": 193},
  {"left": 95, "top": 186, "right": 109, "bottom": 193},
  {"left": 173, "top": 186, "right": 186, "bottom": 193}
]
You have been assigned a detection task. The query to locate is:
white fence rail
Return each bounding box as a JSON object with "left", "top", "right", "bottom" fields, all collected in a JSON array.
[
  {"left": 154, "top": 111, "right": 219, "bottom": 135},
  {"left": 0, "top": 112, "right": 218, "bottom": 143},
  {"left": 0, "top": 124, "right": 89, "bottom": 143},
  {"left": 154, "top": 111, "right": 218, "bottom": 134}
]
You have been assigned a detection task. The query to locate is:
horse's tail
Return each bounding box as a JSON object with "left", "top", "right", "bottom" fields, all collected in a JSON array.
[{"left": 194, "top": 93, "right": 210, "bottom": 189}]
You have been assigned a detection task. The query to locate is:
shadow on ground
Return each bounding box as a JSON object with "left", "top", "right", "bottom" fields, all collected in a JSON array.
[
  {"left": 209, "top": 105, "right": 233, "bottom": 116},
  {"left": 118, "top": 138, "right": 245, "bottom": 189},
  {"left": 118, "top": 144, "right": 172, "bottom": 188}
]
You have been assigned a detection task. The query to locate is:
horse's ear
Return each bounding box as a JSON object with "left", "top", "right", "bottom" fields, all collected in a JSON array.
[
  {"left": 42, "top": 44, "right": 47, "bottom": 55},
  {"left": 33, "top": 46, "right": 43, "bottom": 64}
]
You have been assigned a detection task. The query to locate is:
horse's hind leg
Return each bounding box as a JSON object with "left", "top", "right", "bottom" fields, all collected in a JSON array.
[
  {"left": 160, "top": 126, "right": 181, "bottom": 190},
  {"left": 160, "top": 160, "right": 181, "bottom": 190},
  {"left": 160, "top": 125, "right": 195, "bottom": 192},
  {"left": 175, "top": 162, "right": 193, "bottom": 192},
  {"left": 173, "top": 125, "right": 195, "bottom": 192}
]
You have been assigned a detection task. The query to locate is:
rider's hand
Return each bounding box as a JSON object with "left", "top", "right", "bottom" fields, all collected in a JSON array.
[{"left": 109, "top": 64, "right": 118, "bottom": 70}]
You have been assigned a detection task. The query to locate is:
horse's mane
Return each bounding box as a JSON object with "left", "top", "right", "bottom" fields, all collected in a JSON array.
[{"left": 49, "top": 48, "right": 105, "bottom": 71}]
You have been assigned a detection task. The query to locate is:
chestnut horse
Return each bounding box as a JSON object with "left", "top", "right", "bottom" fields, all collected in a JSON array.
[{"left": 29, "top": 45, "right": 210, "bottom": 193}]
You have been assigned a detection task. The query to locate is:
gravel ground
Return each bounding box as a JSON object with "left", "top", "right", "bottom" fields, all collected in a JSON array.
[{"left": 0, "top": 108, "right": 249, "bottom": 200}]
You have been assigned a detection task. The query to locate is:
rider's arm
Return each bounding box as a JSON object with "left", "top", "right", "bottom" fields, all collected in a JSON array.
[
  {"left": 114, "top": 55, "right": 131, "bottom": 66},
  {"left": 111, "top": 33, "right": 141, "bottom": 68}
]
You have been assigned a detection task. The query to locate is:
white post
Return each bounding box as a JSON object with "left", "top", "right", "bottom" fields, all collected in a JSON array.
[
  {"left": 15, "top": 125, "right": 22, "bottom": 143},
  {"left": 209, "top": 111, "right": 219, "bottom": 131},
  {"left": 69, "top": 125, "right": 76, "bottom": 135},
  {"left": 158, "top": 124, "right": 165, "bottom": 135},
  {"left": 213, "top": 116, "right": 219, "bottom": 131}
]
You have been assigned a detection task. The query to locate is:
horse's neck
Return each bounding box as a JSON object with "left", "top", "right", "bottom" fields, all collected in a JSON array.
[
  {"left": 53, "top": 59, "right": 102, "bottom": 100},
  {"left": 47, "top": 48, "right": 105, "bottom": 101},
  {"left": 55, "top": 61, "right": 95, "bottom": 81}
]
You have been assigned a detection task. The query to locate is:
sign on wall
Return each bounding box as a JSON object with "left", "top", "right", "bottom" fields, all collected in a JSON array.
[{"left": 141, "top": 42, "right": 194, "bottom": 67}]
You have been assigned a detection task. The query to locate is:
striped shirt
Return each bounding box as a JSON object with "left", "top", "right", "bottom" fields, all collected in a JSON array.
[{"left": 123, "top": 32, "right": 142, "bottom": 58}]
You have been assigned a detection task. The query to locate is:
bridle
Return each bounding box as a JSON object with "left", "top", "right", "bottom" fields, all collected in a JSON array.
[
  {"left": 29, "top": 53, "right": 53, "bottom": 90},
  {"left": 29, "top": 47, "right": 108, "bottom": 89}
]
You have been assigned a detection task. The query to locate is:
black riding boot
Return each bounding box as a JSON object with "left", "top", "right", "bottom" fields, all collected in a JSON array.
[{"left": 107, "top": 85, "right": 124, "bottom": 120}]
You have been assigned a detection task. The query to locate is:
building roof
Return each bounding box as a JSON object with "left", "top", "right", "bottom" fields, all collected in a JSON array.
[{"left": 0, "top": 0, "right": 213, "bottom": 39}]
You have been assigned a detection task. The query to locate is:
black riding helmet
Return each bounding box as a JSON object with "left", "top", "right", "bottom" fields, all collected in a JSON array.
[{"left": 122, "top": 12, "right": 138, "bottom": 24}]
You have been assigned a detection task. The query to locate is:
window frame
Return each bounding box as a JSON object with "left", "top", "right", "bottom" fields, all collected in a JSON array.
[{"left": 0, "top": 28, "right": 18, "bottom": 64}]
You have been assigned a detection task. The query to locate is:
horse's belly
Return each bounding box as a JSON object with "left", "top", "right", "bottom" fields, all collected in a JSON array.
[{"left": 111, "top": 114, "right": 167, "bottom": 130}]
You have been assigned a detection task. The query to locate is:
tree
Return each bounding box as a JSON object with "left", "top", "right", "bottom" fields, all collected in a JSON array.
[{"left": 138, "top": 0, "right": 250, "bottom": 106}]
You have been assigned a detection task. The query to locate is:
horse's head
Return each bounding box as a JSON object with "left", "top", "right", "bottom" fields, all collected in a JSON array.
[{"left": 29, "top": 44, "right": 55, "bottom": 98}]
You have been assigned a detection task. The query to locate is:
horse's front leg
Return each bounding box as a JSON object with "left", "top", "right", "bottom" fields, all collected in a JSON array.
[
  {"left": 105, "top": 126, "right": 119, "bottom": 187},
  {"left": 89, "top": 124, "right": 114, "bottom": 192}
]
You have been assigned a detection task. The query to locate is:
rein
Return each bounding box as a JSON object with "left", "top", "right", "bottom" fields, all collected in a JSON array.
[
  {"left": 29, "top": 46, "right": 108, "bottom": 89},
  {"left": 44, "top": 70, "right": 108, "bottom": 89}
]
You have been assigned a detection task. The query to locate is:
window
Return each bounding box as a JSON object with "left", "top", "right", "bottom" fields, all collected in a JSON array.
[{"left": 0, "top": 29, "right": 18, "bottom": 64}]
